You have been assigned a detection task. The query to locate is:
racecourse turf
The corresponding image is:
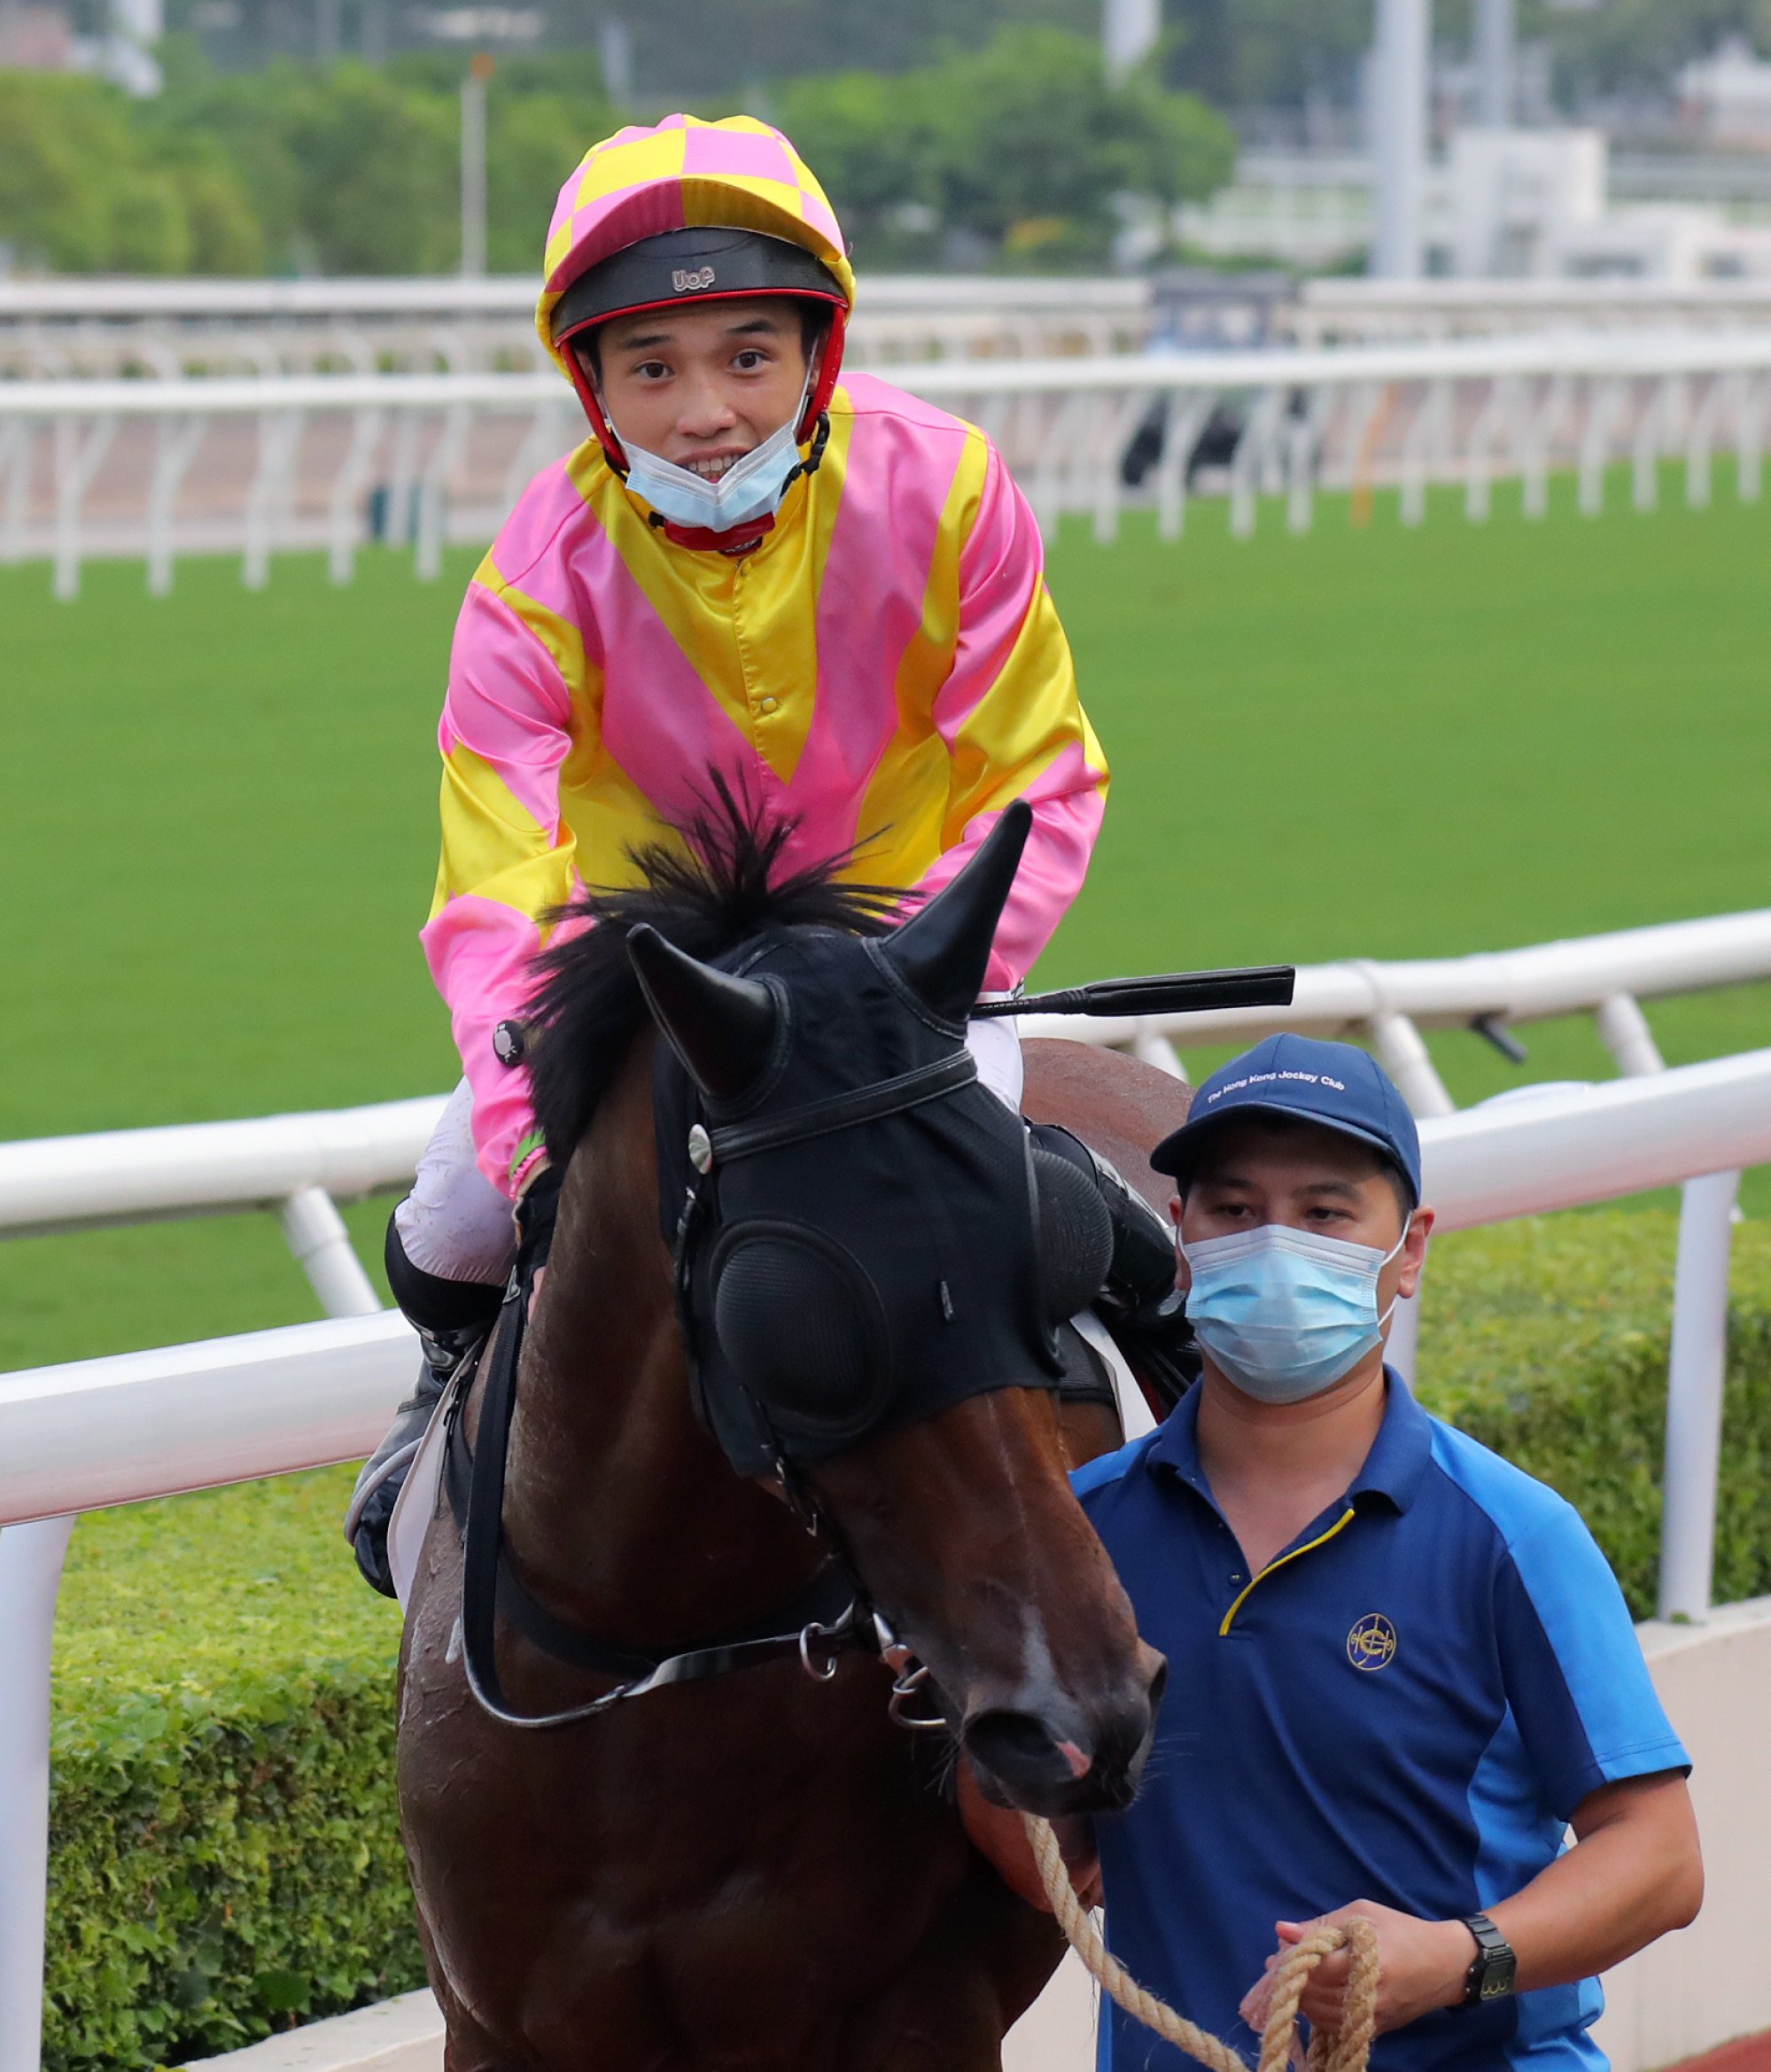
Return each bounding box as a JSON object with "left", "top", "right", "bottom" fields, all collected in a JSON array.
[{"left": 2, "top": 468, "right": 1768, "bottom": 1372}]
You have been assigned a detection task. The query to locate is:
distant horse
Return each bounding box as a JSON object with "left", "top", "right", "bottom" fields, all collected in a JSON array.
[{"left": 397, "top": 796, "right": 1184, "bottom": 2071}]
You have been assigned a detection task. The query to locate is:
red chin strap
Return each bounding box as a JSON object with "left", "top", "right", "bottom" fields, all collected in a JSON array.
[
  {"left": 657, "top": 512, "right": 777, "bottom": 555},
  {"left": 560, "top": 301, "right": 849, "bottom": 479}
]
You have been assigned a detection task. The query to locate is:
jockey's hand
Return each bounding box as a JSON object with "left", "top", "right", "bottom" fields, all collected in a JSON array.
[
  {"left": 955, "top": 1758, "right": 1100, "bottom": 1912},
  {"left": 1238, "top": 1901, "right": 1474, "bottom": 2039}
]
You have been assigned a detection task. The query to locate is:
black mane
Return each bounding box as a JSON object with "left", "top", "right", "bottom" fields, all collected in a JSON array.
[{"left": 526, "top": 783, "right": 900, "bottom": 1164}]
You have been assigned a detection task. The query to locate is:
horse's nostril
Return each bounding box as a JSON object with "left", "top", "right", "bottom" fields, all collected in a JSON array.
[{"left": 964, "top": 1709, "right": 1076, "bottom": 1792}]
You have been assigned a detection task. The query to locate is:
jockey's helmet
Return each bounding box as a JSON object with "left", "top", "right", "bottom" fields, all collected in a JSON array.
[{"left": 536, "top": 115, "right": 856, "bottom": 477}]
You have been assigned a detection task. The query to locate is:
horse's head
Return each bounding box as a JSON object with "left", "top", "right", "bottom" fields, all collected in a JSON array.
[{"left": 627, "top": 806, "right": 1163, "bottom": 1817}]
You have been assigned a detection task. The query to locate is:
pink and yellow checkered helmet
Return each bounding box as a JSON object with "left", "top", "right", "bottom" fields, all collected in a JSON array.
[{"left": 536, "top": 114, "right": 855, "bottom": 470}]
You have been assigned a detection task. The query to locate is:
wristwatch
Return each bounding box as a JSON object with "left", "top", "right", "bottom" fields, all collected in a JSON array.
[{"left": 1459, "top": 1913, "right": 1519, "bottom": 2006}]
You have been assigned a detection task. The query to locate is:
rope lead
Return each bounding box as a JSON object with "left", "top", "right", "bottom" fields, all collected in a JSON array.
[{"left": 1022, "top": 1814, "right": 1381, "bottom": 2072}]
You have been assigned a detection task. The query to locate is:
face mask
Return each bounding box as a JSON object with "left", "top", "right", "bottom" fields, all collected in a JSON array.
[
  {"left": 1180, "top": 1218, "right": 1410, "bottom": 1405},
  {"left": 612, "top": 369, "right": 814, "bottom": 537}
]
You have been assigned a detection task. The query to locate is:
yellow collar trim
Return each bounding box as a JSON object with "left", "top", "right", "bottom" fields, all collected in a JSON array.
[{"left": 1218, "top": 1506, "right": 1358, "bottom": 1637}]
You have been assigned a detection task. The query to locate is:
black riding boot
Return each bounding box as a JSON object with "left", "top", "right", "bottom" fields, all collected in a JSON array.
[
  {"left": 1028, "top": 1121, "right": 1200, "bottom": 1391},
  {"left": 345, "top": 1216, "right": 505, "bottom": 1599}
]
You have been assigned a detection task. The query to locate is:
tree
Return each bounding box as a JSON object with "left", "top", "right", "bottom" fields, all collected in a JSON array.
[
  {"left": 485, "top": 87, "right": 615, "bottom": 275},
  {"left": 780, "top": 27, "right": 1234, "bottom": 268},
  {"left": 281, "top": 64, "right": 459, "bottom": 275},
  {"left": 0, "top": 70, "right": 257, "bottom": 274},
  {"left": 1524, "top": 0, "right": 1771, "bottom": 100}
]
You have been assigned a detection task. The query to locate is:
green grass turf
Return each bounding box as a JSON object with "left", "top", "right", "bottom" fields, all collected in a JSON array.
[{"left": 2, "top": 467, "right": 1767, "bottom": 1374}]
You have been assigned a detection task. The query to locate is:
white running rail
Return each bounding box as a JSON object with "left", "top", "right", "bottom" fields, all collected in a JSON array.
[
  {"left": 4, "top": 1054, "right": 1767, "bottom": 1525},
  {"left": 3, "top": 909, "right": 1771, "bottom": 2072},
  {"left": 3, "top": 328, "right": 1766, "bottom": 596},
  {"left": 1297, "top": 277, "right": 1771, "bottom": 344},
  {"left": 0, "top": 273, "right": 1150, "bottom": 385}
]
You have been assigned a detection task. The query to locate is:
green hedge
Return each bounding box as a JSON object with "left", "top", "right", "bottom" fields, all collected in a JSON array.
[
  {"left": 1414, "top": 1210, "right": 1771, "bottom": 1617},
  {"left": 43, "top": 1208, "right": 1771, "bottom": 2068},
  {"left": 45, "top": 1471, "right": 420, "bottom": 2068}
]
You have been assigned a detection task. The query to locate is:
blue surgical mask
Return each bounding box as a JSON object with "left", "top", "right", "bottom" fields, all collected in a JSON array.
[
  {"left": 1180, "top": 1219, "right": 1410, "bottom": 1404},
  {"left": 613, "top": 370, "right": 813, "bottom": 537}
]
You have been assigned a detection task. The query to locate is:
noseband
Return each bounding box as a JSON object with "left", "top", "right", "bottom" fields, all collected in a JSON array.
[{"left": 454, "top": 1044, "right": 985, "bottom": 1733}]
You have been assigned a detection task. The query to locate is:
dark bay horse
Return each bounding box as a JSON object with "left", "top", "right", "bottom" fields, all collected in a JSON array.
[{"left": 397, "top": 799, "right": 1187, "bottom": 2071}]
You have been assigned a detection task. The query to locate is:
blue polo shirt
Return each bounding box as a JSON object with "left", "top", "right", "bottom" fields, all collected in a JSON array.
[{"left": 1074, "top": 1374, "right": 1688, "bottom": 2072}]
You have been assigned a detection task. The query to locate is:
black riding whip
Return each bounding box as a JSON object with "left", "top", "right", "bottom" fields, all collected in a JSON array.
[{"left": 972, "top": 966, "right": 1296, "bottom": 1020}]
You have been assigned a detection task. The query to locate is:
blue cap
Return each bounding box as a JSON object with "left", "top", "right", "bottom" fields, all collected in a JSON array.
[{"left": 1150, "top": 1034, "right": 1421, "bottom": 1205}]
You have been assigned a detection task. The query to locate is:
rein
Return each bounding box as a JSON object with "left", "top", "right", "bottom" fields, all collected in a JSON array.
[
  {"left": 453, "top": 1272, "right": 868, "bottom": 1732},
  {"left": 454, "top": 1045, "right": 982, "bottom": 1734}
]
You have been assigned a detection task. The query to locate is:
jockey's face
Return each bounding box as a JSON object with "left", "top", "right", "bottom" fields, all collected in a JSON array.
[{"left": 589, "top": 299, "right": 816, "bottom": 479}]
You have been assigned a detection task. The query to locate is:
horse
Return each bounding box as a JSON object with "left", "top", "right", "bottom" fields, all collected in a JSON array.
[{"left": 395, "top": 795, "right": 1188, "bottom": 2071}]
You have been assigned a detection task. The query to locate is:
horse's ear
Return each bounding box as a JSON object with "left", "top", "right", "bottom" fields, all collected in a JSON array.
[
  {"left": 627, "top": 924, "right": 779, "bottom": 1103},
  {"left": 882, "top": 800, "right": 1032, "bottom": 1023}
]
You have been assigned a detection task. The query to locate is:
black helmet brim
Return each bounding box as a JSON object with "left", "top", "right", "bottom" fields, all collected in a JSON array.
[{"left": 549, "top": 226, "right": 846, "bottom": 345}]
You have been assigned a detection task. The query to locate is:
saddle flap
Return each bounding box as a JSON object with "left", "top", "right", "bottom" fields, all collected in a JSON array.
[{"left": 387, "top": 1369, "right": 458, "bottom": 1612}]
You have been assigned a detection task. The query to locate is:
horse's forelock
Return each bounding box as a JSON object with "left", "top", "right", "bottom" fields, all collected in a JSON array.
[{"left": 524, "top": 782, "right": 902, "bottom": 1166}]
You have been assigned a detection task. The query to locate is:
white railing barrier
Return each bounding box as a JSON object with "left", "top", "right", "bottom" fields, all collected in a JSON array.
[
  {"left": 3, "top": 329, "right": 1767, "bottom": 594},
  {"left": 20, "top": 275, "right": 1771, "bottom": 379},
  {"left": 5, "top": 1052, "right": 1767, "bottom": 1526},
  {"left": 0, "top": 1095, "right": 446, "bottom": 1238},
  {"left": 1297, "top": 276, "right": 1771, "bottom": 345},
  {"left": 0, "top": 1099, "right": 438, "bottom": 2072},
  {"left": 0, "top": 274, "right": 1152, "bottom": 384}
]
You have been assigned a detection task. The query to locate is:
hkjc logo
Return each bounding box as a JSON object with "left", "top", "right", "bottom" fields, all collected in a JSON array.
[
  {"left": 672, "top": 267, "right": 717, "bottom": 292},
  {"left": 1347, "top": 1612, "right": 1398, "bottom": 1672}
]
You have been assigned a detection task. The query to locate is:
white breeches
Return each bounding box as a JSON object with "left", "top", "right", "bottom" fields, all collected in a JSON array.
[
  {"left": 392, "top": 1020, "right": 1022, "bottom": 1289},
  {"left": 964, "top": 1013, "right": 1024, "bottom": 1109},
  {"left": 392, "top": 1080, "right": 520, "bottom": 1285}
]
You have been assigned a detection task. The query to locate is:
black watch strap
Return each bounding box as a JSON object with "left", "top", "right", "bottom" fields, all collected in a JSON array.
[{"left": 1459, "top": 1913, "right": 1519, "bottom": 2006}]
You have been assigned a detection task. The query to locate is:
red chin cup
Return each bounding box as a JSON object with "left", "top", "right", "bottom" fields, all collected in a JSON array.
[
  {"left": 656, "top": 512, "right": 775, "bottom": 555},
  {"left": 560, "top": 300, "right": 848, "bottom": 478}
]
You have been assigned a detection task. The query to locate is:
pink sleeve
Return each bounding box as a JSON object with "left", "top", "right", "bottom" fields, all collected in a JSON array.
[
  {"left": 419, "top": 579, "right": 580, "bottom": 1197},
  {"left": 913, "top": 443, "right": 1108, "bottom": 991}
]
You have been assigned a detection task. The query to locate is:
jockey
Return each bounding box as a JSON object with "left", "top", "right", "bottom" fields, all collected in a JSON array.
[{"left": 349, "top": 114, "right": 1171, "bottom": 1595}]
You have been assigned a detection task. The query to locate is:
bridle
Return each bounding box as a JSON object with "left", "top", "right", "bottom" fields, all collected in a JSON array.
[
  {"left": 450, "top": 873, "right": 1294, "bottom": 1732},
  {"left": 454, "top": 1045, "right": 983, "bottom": 1733}
]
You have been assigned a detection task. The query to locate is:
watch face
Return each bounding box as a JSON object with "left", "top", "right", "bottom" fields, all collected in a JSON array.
[{"left": 1480, "top": 1953, "right": 1519, "bottom": 1999}]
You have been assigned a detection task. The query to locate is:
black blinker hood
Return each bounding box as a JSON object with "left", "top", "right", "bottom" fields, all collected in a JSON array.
[{"left": 656, "top": 927, "right": 1063, "bottom": 1478}]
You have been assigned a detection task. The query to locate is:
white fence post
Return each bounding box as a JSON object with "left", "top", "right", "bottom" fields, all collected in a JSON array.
[
  {"left": 1360, "top": 1005, "right": 1455, "bottom": 1388},
  {"left": 280, "top": 1185, "right": 384, "bottom": 1321},
  {"left": 1658, "top": 1169, "right": 1738, "bottom": 1623},
  {"left": 1363, "top": 1006, "right": 1456, "bottom": 1120},
  {"left": 1595, "top": 991, "right": 1739, "bottom": 1622},
  {"left": 0, "top": 1513, "right": 75, "bottom": 2072},
  {"left": 50, "top": 413, "right": 116, "bottom": 602}
]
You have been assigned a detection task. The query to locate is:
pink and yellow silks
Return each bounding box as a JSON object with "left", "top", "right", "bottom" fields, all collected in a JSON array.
[{"left": 423, "top": 115, "right": 1109, "bottom": 1198}]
